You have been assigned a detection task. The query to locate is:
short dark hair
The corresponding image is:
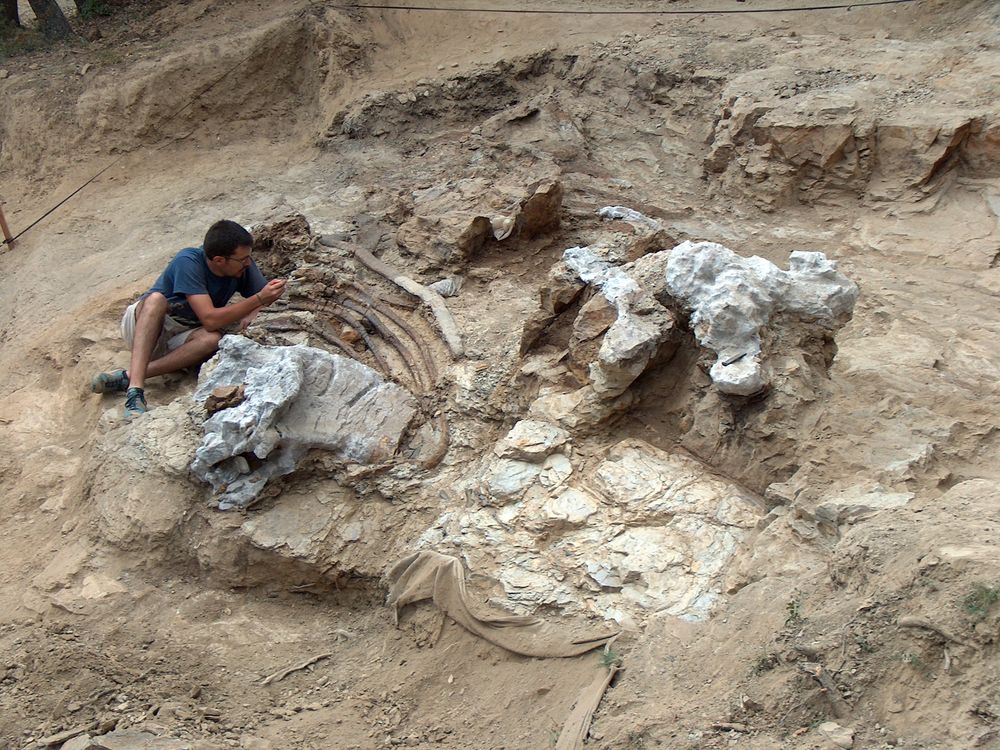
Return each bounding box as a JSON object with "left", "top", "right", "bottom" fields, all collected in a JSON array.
[{"left": 204, "top": 220, "right": 253, "bottom": 259}]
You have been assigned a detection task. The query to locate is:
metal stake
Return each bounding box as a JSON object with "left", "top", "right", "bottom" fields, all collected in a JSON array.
[{"left": 0, "top": 204, "right": 13, "bottom": 249}]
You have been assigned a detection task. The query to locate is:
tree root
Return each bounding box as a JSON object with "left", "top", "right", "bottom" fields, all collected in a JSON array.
[
  {"left": 260, "top": 653, "right": 333, "bottom": 686},
  {"left": 898, "top": 615, "right": 971, "bottom": 647},
  {"left": 797, "top": 661, "right": 851, "bottom": 719}
]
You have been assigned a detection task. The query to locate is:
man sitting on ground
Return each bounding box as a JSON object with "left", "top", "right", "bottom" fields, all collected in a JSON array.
[{"left": 92, "top": 220, "right": 286, "bottom": 417}]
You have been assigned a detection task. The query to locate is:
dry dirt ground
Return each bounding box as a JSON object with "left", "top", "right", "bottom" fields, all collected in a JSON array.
[{"left": 1, "top": 0, "right": 1000, "bottom": 749}]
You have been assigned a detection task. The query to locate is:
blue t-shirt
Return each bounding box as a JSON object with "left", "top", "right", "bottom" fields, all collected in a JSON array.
[{"left": 145, "top": 247, "right": 267, "bottom": 325}]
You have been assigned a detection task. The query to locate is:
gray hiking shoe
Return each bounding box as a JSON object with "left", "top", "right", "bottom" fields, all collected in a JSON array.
[
  {"left": 124, "top": 387, "right": 147, "bottom": 418},
  {"left": 91, "top": 368, "right": 129, "bottom": 394}
]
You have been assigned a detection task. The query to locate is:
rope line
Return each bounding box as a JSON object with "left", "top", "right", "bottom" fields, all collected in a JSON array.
[
  {"left": 335, "top": 0, "right": 916, "bottom": 15},
  {"left": 2, "top": 45, "right": 260, "bottom": 247},
  {"left": 2, "top": 160, "right": 123, "bottom": 246}
]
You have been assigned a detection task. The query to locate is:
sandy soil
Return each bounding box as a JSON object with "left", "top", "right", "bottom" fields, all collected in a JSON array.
[{"left": 1, "top": 0, "right": 999, "bottom": 749}]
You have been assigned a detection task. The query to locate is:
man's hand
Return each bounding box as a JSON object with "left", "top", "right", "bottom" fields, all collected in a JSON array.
[
  {"left": 258, "top": 278, "right": 287, "bottom": 305},
  {"left": 239, "top": 308, "right": 261, "bottom": 332},
  {"left": 258, "top": 278, "right": 287, "bottom": 306}
]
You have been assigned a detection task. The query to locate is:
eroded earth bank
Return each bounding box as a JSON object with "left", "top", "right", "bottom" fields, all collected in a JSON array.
[{"left": 1, "top": 0, "right": 999, "bottom": 748}]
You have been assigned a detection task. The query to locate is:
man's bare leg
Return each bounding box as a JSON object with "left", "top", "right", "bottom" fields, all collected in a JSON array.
[
  {"left": 145, "top": 328, "right": 222, "bottom": 378},
  {"left": 128, "top": 295, "right": 222, "bottom": 388},
  {"left": 128, "top": 293, "right": 169, "bottom": 390}
]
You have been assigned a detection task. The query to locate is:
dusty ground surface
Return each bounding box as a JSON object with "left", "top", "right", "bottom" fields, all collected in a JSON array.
[{"left": 1, "top": 0, "right": 1000, "bottom": 748}]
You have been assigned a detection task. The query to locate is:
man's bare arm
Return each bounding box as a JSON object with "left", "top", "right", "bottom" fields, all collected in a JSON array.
[{"left": 187, "top": 279, "right": 286, "bottom": 331}]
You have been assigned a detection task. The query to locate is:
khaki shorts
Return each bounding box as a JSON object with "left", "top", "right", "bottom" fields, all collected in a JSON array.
[{"left": 120, "top": 298, "right": 199, "bottom": 360}]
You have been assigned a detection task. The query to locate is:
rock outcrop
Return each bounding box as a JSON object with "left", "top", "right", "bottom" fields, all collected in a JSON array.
[
  {"left": 421, "top": 438, "right": 764, "bottom": 627},
  {"left": 665, "top": 241, "right": 859, "bottom": 396},
  {"left": 190, "top": 336, "right": 417, "bottom": 510},
  {"left": 563, "top": 244, "right": 676, "bottom": 397},
  {"left": 705, "top": 88, "right": 1000, "bottom": 208},
  {"left": 395, "top": 174, "right": 563, "bottom": 270}
]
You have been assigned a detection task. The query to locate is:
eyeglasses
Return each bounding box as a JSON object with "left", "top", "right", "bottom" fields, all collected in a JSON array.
[{"left": 229, "top": 254, "right": 253, "bottom": 266}]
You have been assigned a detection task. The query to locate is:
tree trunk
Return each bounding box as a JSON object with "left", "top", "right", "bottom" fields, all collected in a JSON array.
[
  {"left": 26, "top": 0, "right": 73, "bottom": 39},
  {"left": 1, "top": 0, "right": 21, "bottom": 27}
]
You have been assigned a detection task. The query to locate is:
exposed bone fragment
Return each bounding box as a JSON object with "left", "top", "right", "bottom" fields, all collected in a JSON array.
[
  {"left": 562, "top": 245, "right": 675, "bottom": 397},
  {"left": 597, "top": 205, "right": 664, "bottom": 231},
  {"left": 421, "top": 414, "right": 450, "bottom": 470},
  {"left": 712, "top": 723, "right": 750, "bottom": 733},
  {"left": 191, "top": 337, "right": 416, "bottom": 509},
  {"left": 345, "top": 278, "right": 419, "bottom": 311},
  {"left": 339, "top": 298, "right": 425, "bottom": 392},
  {"left": 261, "top": 318, "right": 361, "bottom": 362},
  {"left": 35, "top": 724, "right": 98, "bottom": 747},
  {"left": 204, "top": 384, "right": 246, "bottom": 415},
  {"left": 554, "top": 664, "right": 620, "bottom": 750},
  {"left": 428, "top": 276, "right": 463, "bottom": 297},
  {"left": 328, "top": 308, "right": 391, "bottom": 377},
  {"left": 353, "top": 244, "right": 464, "bottom": 357},
  {"left": 665, "top": 241, "right": 858, "bottom": 396},
  {"left": 341, "top": 289, "right": 438, "bottom": 387}
]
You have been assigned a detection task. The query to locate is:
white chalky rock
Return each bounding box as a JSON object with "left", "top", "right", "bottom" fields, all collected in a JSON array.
[
  {"left": 597, "top": 205, "right": 664, "bottom": 231},
  {"left": 484, "top": 459, "right": 542, "bottom": 502},
  {"left": 564, "top": 245, "right": 642, "bottom": 305},
  {"left": 818, "top": 722, "right": 855, "bottom": 749},
  {"left": 538, "top": 452, "right": 573, "bottom": 487},
  {"left": 494, "top": 419, "right": 570, "bottom": 462},
  {"left": 190, "top": 336, "right": 416, "bottom": 509},
  {"left": 563, "top": 245, "right": 674, "bottom": 397},
  {"left": 540, "top": 487, "right": 600, "bottom": 526},
  {"left": 528, "top": 385, "right": 633, "bottom": 429},
  {"left": 665, "top": 241, "right": 858, "bottom": 396},
  {"left": 594, "top": 440, "right": 761, "bottom": 527},
  {"left": 419, "top": 439, "right": 764, "bottom": 624},
  {"left": 586, "top": 560, "right": 625, "bottom": 591}
]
